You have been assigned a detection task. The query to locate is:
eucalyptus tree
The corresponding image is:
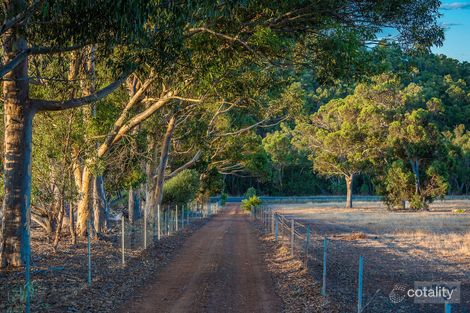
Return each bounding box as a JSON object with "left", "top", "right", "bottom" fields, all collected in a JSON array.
[
  {"left": 0, "top": 0, "right": 183, "bottom": 268},
  {"left": 386, "top": 107, "right": 449, "bottom": 209},
  {"left": 0, "top": 0, "right": 445, "bottom": 269},
  {"left": 295, "top": 91, "right": 379, "bottom": 208},
  {"left": 445, "top": 125, "right": 470, "bottom": 195}
]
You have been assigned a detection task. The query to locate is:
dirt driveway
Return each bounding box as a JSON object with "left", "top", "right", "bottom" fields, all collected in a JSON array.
[{"left": 120, "top": 204, "right": 282, "bottom": 313}]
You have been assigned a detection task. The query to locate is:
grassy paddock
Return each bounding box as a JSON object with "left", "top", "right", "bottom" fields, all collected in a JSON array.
[{"left": 270, "top": 200, "right": 470, "bottom": 312}]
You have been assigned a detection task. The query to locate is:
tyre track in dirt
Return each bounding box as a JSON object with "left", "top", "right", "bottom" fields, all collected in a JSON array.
[{"left": 120, "top": 204, "right": 282, "bottom": 313}]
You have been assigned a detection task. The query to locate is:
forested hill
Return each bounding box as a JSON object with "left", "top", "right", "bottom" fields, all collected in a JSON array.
[{"left": 227, "top": 48, "right": 470, "bottom": 204}]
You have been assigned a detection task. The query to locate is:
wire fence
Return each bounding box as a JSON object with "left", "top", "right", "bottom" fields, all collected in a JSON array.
[
  {"left": 212, "top": 195, "right": 470, "bottom": 204},
  {"left": 85, "top": 201, "right": 222, "bottom": 284},
  {"left": 7, "top": 201, "right": 222, "bottom": 313},
  {"left": 118, "top": 203, "right": 212, "bottom": 253},
  {"left": 253, "top": 206, "right": 466, "bottom": 313}
]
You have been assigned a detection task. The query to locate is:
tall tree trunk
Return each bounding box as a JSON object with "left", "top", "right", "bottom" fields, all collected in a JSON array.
[
  {"left": 0, "top": 10, "right": 32, "bottom": 268},
  {"left": 145, "top": 134, "right": 159, "bottom": 220},
  {"left": 76, "top": 46, "right": 100, "bottom": 237},
  {"left": 76, "top": 167, "right": 91, "bottom": 236},
  {"left": 153, "top": 116, "right": 176, "bottom": 214},
  {"left": 345, "top": 174, "right": 354, "bottom": 209},
  {"left": 128, "top": 186, "right": 136, "bottom": 224},
  {"left": 52, "top": 197, "right": 65, "bottom": 248},
  {"left": 68, "top": 202, "right": 77, "bottom": 245},
  {"left": 96, "top": 176, "right": 109, "bottom": 229},
  {"left": 92, "top": 177, "right": 105, "bottom": 234},
  {"left": 410, "top": 159, "right": 420, "bottom": 195},
  {"left": 87, "top": 46, "right": 106, "bottom": 235}
]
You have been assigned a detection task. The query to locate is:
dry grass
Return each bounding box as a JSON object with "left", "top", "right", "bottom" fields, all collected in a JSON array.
[
  {"left": 270, "top": 199, "right": 470, "bottom": 267},
  {"left": 258, "top": 232, "right": 341, "bottom": 313},
  {"left": 342, "top": 232, "right": 367, "bottom": 240},
  {"left": 267, "top": 200, "right": 470, "bottom": 312},
  {"left": 397, "top": 230, "right": 470, "bottom": 257}
]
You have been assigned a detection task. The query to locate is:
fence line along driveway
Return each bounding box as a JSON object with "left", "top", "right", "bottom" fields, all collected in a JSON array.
[{"left": 119, "top": 204, "right": 281, "bottom": 313}]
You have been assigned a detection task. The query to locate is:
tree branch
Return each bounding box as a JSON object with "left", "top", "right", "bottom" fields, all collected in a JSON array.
[
  {"left": 0, "top": 0, "right": 45, "bottom": 36},
  {"left": 29, "top": 44, "right": 86, "bottom": 55},
  {"left": 0, "top": 44, "right": 89, "bottom": 77},
  {"left": 143, "top": 96, "right": 202, "bottom": 104},
  {"left": 0, "top": 50, "right": 28, "bottom": 77},
  {"left": 97, "top": 75, "right": 156, "bottom": 156},
  {"left": 164, "top": 150, "right": 202, "bottom": 180},
  {"left": 33, "top": 73, "right": 129, "bottom": 111},
  {"left": 188, "top": 27, "right": 266, "bottom": 60},
  {"left": 105, "top": 92, "right": 176, "bottom": 150}
]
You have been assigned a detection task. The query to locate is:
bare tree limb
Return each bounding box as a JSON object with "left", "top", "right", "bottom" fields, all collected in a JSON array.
[
  {"left": 103, "top": 92, "right": 176, "bottom": 152},
  {"left": 164, "top": 150, "right": 202, "bottom": 180},
  {"left": 97, "top": 75, "right": 156, "bottom": 156},
  {"left": 143, "top": 96, "right": 202, "bottom": 104}
]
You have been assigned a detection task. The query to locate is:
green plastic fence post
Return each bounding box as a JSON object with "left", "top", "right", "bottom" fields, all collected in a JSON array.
[
  {"left": 271, "top": 211, "right": 275, "bottom": 234},
  {"left": 321, "top": 237, "right": 327, "bottom": 296},
  {"left": 357, "top": 256, "right": 364, "bottom": 313},
  {"left": 176, "top": 205, "right": 178, "bottom": 231},
  {"left": 305, "top": 225, "right": 310, "bottom": 268},
  {"left": 144, "top": 207, "right": 147, "bottom": 248},
  {"left": 25, "top": 225, "right": 31, "bottom": 313},
  {"left": 87, "top": 219, "right": 92, "bottom": 286},
  {"left": 121, "top": 216, "right": 125, "bottom": 266},
  {"left": 290, "top": 219, "right": 295, "bottom": 257},
  {"left": 445, "top": 303, "right": 451, "bottom": 313},
  {"left": 181, "top": 205, "right": 184, "bottom": 228},
  {"left": 275, "top": 214, "right": 279, "bottom": 241},
  {"left": 157, "top": 204, "right": 161, "bottom": 240},
  {"left": 166, "top": 209, "right": 170, "bottom": 236},
  {"left": 173, "top": 208, "right": 175, "bottom": 232}
]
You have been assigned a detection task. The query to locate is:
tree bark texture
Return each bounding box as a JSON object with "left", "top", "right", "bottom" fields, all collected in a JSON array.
[
  {"left": 345, "top": 174, "right": 354, "bottom": 209},
  {"left": 0, "top": 0, "right": 32, "bottom": 268},
  {"left": 153, "top": 116, "right": 176, "bottom": 214}
]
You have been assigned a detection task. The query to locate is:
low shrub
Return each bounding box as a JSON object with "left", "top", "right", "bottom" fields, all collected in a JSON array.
[{"left": 241, "top": 195, "right": 262, "bottom": 212}]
